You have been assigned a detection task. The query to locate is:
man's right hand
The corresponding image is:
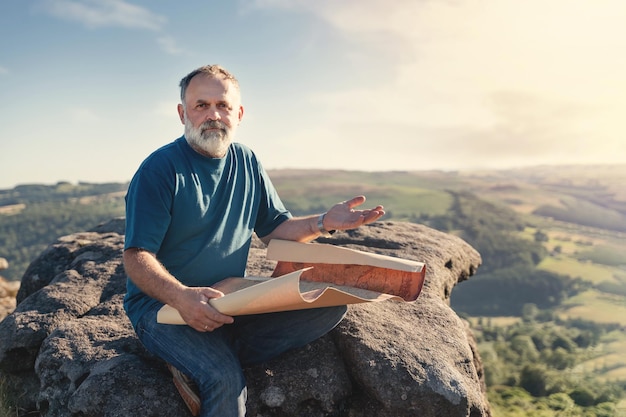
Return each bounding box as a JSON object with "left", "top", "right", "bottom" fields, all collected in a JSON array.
[{"left": 174, "top": 287, "right": 235, "bottom": 332}]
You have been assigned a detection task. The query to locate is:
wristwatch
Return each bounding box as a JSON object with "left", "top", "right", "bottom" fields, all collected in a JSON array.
[{"left": 317, "top": 213, "right": 336, "bottom": 237}]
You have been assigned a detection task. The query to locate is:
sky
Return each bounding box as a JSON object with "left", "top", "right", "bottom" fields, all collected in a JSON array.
[{"left": 1, "top": 0, "right": 625, "bottom": 189}]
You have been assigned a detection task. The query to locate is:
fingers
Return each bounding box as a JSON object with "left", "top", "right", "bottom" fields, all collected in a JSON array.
[
  {"left": 199, "top": 288, "right": 234, "bottom": 327},
  {"left": 361, "top": 207, "right": 385, "bottom": 224},
  {"left": 197, "top": 315, "right": 230, "bottom": 332},
  {"left": 344, "top": 195, "right": 367, "bottom": 209},
  {"left": 179, "top": 287, "right": 234, "bottom": 332},
  {"left": 193, "top": 307, "right": 233, "bottom": 332},
  {"left": 324, "top": 197, "right": 385, "bottom": 231},
  {"left": 199, "top": 299, "right": 234, "bottom": 331},
  {"left": 200, "top": 287, "right": 225, "bottom": 299},
  {"left": 343, "top": 197, "right": 384, "bottom": 217}
]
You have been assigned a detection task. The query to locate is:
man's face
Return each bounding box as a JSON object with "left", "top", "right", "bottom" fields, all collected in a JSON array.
[{"left": 177, "top": 75, "right": 244, "bottom": 158}]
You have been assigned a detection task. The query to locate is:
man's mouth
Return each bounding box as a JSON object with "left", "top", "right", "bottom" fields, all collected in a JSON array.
[{"left": 202, "top": 121, "right": 225, "bottom": 133}]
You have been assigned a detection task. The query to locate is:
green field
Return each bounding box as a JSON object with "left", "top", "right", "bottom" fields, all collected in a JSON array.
[
  {"left": 539, "top": 256, "right": 619, "bottom": 285},
  {"left": 558, "top": 289, "right": 626, "bottom": 325},
  {"left": 269, "top": 170, "right": 455, "bottom": 219}
]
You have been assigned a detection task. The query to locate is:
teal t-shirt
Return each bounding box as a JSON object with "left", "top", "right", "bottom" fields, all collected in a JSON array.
[{"left": 123, "top": 137, "right": 291, "bottom": 327}]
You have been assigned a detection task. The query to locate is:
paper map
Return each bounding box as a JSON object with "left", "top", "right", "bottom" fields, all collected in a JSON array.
[{"left": 157, "top": 239, "right": 426, "bottom": 324}]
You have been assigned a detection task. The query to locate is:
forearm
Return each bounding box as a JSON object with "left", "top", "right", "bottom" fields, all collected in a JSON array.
[
  {"left": 123, "top": 248, "right": 187, "bottom": 307},
  {"left": 260, "top": 215, "right": 320, "bottom": 245}
]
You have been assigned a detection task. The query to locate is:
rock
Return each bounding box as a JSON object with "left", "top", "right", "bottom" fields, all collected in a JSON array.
[
  {"left": 0, "top": 275, "right": 20, "bottom": 321},
  {"left": 0, "top": 257, "right": 17, "bottom": 321},
  {"left": 0, "top": 219, "right": 488, "bottom": 416}
]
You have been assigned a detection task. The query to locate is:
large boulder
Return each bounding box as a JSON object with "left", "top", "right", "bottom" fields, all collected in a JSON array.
[{"left": 0, "top": 219, "right": 488, "bottom": 416}]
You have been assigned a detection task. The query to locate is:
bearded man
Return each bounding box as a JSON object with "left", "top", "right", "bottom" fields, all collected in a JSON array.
[{"left": 123, "top": 65, "right": 384, "bottom": 417}]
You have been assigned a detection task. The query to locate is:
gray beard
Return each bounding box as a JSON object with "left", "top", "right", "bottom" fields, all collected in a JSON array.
[{"left": 184, "top": 118, "right": 232, "bottom": 158}]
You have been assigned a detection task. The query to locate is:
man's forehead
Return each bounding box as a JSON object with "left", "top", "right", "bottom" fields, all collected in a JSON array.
[
  {"left": 187, "top": 75, "right": 239, "bottom": 100},
  {"left": 190, "top": 74, "right": 234, "bottom": 89}
]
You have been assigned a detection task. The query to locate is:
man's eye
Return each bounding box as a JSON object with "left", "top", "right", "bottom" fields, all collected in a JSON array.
[{"left": 196, "top": 103, "right": 207, "bottom": 109}]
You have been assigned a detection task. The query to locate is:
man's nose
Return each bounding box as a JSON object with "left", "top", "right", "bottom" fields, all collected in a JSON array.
[{"left": 206, "top": 107, "right": 221, "bottom": 121}]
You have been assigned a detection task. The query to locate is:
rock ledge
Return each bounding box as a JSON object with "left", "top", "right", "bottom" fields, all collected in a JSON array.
[{"left": 0, "top": 219, "right": 489, "bottom": 417}]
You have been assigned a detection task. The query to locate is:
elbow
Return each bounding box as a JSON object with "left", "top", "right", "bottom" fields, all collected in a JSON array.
[
  {"left": 123, "top": 247, "right": 152, "bottom": 275},
  {"left": 122, "top": 248, "right": 136, "bottom": 275}
]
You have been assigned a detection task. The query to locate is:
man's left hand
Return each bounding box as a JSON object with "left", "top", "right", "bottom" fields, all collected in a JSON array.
[{"left": 323, "top": 195, "right": 385, "bottom": 231}]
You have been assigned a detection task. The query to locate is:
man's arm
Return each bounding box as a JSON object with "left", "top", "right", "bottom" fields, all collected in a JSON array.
[
  {"left": 123, "top": 248, "right": 234, "bottom": 331},
  {"left": 260, "top": 195, "right": 384, "bottom": 244}
]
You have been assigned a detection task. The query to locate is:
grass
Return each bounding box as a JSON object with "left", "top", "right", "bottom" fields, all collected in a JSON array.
[
  {"left": 0, "top": 376, "right": 18, "bottom": 417},
  {"left": 538, "top": 256, "right": 619, "bottom": 284},
  {"left": 272, "top": 173, "right": 454, "bottom": 219},
  {"left": 576, "top": 244, "right": 626, "bottom": 267},
  {"left": 558, "top": 289, "right": 626, "bottom": 326}
]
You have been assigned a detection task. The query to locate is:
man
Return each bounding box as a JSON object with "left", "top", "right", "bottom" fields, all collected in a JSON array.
[{"left": 123, "top": 64, "right": 385, "bottom": 417}]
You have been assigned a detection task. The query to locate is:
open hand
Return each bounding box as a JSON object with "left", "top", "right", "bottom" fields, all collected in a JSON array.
[{"left": 323, "top": 195, "right": 385, "bottom": 231}]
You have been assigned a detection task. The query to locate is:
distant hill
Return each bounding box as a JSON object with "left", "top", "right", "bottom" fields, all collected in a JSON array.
[
  {"left": 456, "top": 165, "right": 626, "bottom": 233},
  {"left": 0, "top": 182, "right": 128, "bottom": 281}
]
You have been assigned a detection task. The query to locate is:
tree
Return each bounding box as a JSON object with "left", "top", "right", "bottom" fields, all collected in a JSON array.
[
  {"left": 534, "top": 230, "right": 549, "bottom": 242},
  {"left": 521, "top": 303, "right": 539, "bottom": 323},
  {"left": 519, "top": 364, "right": 548, "bottom": 397},
  {"left": 569, "top": 387, "right": 595, "bottom": 407}
]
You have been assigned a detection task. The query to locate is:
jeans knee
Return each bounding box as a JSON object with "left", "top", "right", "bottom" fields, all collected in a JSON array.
[{"left": 198, "top": 366, "right": 245, "bottom": 398}]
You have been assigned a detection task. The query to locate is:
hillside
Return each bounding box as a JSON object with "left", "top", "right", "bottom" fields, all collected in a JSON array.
[
  {"left": 0, "top": 182, "right": 127, "bottom": 281},
  {"left": 1, "top": 165, "right": 625, "bottom": 415}
]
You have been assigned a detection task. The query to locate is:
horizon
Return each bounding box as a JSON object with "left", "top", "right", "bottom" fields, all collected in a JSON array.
[
  {"left": 1, "top": 1, "right": 625, "bottom": 189},
  {"left": 3, "top": 162, "right": 626, "bottom": 191}
]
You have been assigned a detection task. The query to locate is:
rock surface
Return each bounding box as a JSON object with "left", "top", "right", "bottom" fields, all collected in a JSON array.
[
  {"left": 0, "top": 258, "right": 19, "bottom": 321},
  {"left": 0, "top": 218, "right": 489, "bottom": 416}
]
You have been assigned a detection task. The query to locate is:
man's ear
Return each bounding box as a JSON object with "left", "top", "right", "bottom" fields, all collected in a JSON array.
[
  {"left": 177, "top": 104, "right": 185, "bottom": 124},
  {"left": 238, "top": 105, "right": 244, "bottom": 124}
]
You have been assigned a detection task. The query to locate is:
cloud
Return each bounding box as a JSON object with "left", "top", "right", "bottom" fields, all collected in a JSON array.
[
  {"left": 37, "top": 0, "right": 166, "bottom": 30},
  {"left": 156, "top": 36, "right": 186, "bottom": 55},
  {"left": 37, "top": 0, "right": 182, "bottom": 56},
  {"left": 254, "top": 0, "right": 626, "bottom": 169}
]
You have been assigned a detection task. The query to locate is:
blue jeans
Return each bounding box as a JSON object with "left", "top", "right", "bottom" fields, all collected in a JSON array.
[{"left": 136, "top": 304, "right": 347, "bottom": 417}]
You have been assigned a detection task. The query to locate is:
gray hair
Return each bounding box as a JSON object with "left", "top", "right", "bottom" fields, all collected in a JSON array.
[{"left": 179, "top": 65, "right": 240, "bottom": 101}]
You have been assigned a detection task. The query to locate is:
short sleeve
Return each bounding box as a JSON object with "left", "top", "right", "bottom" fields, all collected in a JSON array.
[
  {"left": 253, "top": 160, "right": 292, "bottom": 237},
  {"left": 124, "top": 161, "right": 175, "bottom": 253}
]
